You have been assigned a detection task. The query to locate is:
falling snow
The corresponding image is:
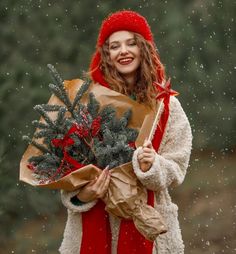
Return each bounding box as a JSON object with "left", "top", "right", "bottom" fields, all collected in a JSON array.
[{"left": 0, "top": 0, "right": 235, "bottom": 253}]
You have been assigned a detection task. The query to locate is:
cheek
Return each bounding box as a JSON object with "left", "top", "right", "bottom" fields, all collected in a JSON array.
[{"left": 109, "top": 51, "right": 117, "bottom": 63}]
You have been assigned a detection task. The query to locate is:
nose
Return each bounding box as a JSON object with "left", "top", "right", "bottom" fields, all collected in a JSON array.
[{"left": 120, "top": 44, "right": 128, "bottom": 55}]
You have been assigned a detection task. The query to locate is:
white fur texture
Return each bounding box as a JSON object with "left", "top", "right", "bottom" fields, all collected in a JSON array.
[{"left": 61, "top": 189, "right": 97, "bottom": 213}]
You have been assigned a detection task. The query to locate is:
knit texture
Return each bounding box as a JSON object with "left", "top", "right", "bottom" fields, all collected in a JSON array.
[{"left": 97, "top": 10, "right": 154, "bottom": 47}]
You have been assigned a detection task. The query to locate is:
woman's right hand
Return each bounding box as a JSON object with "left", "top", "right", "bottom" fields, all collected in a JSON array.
[{"left": 76, "top": 166, "right": 111, "bottom": 202}]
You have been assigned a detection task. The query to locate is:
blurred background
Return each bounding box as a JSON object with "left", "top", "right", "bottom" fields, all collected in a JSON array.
[{"left": 0, "top": 0, "right": 235, "bottom": 253}]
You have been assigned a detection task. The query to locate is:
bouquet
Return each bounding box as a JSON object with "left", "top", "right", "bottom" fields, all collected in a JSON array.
[{"left": 20, "top": 65, "right": 167, "bottom": 240}]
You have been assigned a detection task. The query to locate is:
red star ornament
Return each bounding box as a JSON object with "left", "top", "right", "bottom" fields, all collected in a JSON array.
[{"left": 154, "top": 78, "right": 179, "bottom": 101}]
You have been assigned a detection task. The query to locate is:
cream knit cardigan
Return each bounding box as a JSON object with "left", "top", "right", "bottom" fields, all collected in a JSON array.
[{"left": 59, "top": 96, "right": 192, "bottom": 254}]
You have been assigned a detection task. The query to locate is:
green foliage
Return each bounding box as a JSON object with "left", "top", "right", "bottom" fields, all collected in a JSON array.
[
  {"left": 24, "top": 66, "right": 138, "bottom": 182},
  {"left": 87, "top": 93, "right": 100, "bottom": 118},
  {"left": 72, "top": 79, "right": 90, "bottom": 111}
]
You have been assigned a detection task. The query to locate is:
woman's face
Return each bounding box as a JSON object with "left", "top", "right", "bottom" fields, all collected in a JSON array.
[{"left": 108, "top": 30, "right": 141, "bottom": 80}]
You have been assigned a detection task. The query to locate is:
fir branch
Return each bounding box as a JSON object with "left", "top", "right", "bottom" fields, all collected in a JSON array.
[
  {"left": 40, "top": 104, "right": 62, "bottom": 112},
  {"left": 23, "top": 136, "right": 50, "bottom": 154},
  {"left": 126, "top": 128, "right": 139, "bottom": 142},
  {"left": 32, "top": 120, "right": 49, "bottom": 129},
  {"left": 100, "top": 106, "right": 116, "bottom": 121},
  {"left": 55, "top": 107, "right": 67, "bottom": 126},
  {"left": 47, "top": 64, "right": 73, "bottom": 112},
  {"left": 47, "top": 64, "right": 64, "bottom": 89},
  {"left": 48, "top": 83, "right": 72, "bottom": 110},
  {"left": 34, "top": 105, "right": 56, "bottom": 129},
  {"left": 120, "top": 109, "right": 132, "bottom": 128},
  {"left": 87, "top": 92, "right": 100, "bottom": 118},
  {"left": 28, "top": 155, "right": 45, "bottom": 164},
  {"left": 103, "top": 128, "right": 114, "bottom": 146},
  {"left": 71, "top": 79, "right": 91, "bottom": 111},
  {"left": 63, "top": 118, "right": 74, "bottom": 132},
  {"left": 33, "top": 129, "right": 54, "bottom": 139},
  {"left": 71, "top": 110, "right": 82, "bottom": 125}
]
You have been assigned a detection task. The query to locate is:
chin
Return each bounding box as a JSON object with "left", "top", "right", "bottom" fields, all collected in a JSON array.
[{"left": 116, "top": 64, "right": 139, "bottom": 76}]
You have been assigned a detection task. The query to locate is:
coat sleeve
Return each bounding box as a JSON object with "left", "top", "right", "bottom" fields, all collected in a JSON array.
[
  {"left": 60, "top": 189, "right": 98, "bottom": 213},
  {"left": 132, "top": 96, "right": 192, "bottom": 191}
]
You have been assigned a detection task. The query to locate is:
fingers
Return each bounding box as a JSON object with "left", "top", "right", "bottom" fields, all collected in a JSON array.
[
  {"left": 141, "top": 151, "right": 155, "bottom": 157},
  {"left": 143, "top": 139, "right": 153, "bottom": 149},
  {"left": 142, "top": 147, "right": 154, "bottom": 153},
  {"left": 138, "top": 147, "right": 155, "bottom": 159},
  {"left": 98, "top": 171, "right": 111, "bottom": 198},
  {"left": 137, "top": 142, "right": 156, "bottom": 170},
  {"left": 93, "top": 167, "right": 109, "bottom": 189},
  {"left": 90, "top": 166, "right": 110, "bottom": 199}
]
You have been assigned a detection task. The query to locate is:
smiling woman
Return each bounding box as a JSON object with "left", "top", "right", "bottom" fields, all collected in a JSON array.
[
  {"left": 99, "top": 30, "right": 164, "bottom": 109},
  {"left": 59, "top": 10, "right": 192, "bottom": 254},
  {"left": 108, "top": 31, "right": 141, "bottom": 83}
]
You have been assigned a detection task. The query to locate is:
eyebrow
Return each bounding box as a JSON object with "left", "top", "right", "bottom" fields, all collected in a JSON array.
[{"left": 109, "top": 38, "right": 135, "bottom": 44}]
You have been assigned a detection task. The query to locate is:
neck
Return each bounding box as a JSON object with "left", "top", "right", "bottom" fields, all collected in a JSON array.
[{"left": 122, "top": 73, "right": 137, "bottom": 90}]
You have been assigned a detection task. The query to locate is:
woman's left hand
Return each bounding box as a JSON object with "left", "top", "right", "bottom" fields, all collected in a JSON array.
[{"left": 137, "top": 139, "right": 156, "bottom": 172}]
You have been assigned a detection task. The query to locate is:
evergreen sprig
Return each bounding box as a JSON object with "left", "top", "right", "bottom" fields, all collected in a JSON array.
[
  {"left": 48, "top": 83, "right": 72, "bottom": 110},
  {"left": 24, "top": 65, "right": 138, "bottom": 183},
  {"left": 33, "top": 105, "right": 56, "bottom": 130},
  {"left": 23, "top": 136, "right": 50, "bottom": 154},
  {"left": 39, "top": 104, "right": 62, "bottom": 112},
  {"left": 71, "top": 79, "right": 90, "bottom": 111},
  {"left": 47, "top": 64, "right": 64, "bottom": 89}
]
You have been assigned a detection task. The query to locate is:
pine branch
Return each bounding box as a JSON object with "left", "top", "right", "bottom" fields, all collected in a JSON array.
[
  {"left": 47, "top": 64, "right": 64, "bottom": 89},
  {"left": 71, "top": 79, "right": 91, "bottom": 111},
  {"left": 87, "top": 92, "right": 100, "bottom": 118},
  {"left": 120, "top": 109, "right": 132, "bottom": 128},
  {"left": 49, "top": 83, "right": 72, "bottom": 110},
  {"left": 47, "top": 64, "right": 74, "bottom": 113},
  {"left": 126, "top": 128, "right": 139, "bottom": 142},
  {"left": 34, "top": 105, "right": 56, "bottom": 129},
  {"left": 32, "top": 120, "right": 49, "bottom": 129},
  {"left": 28, "top": 155, "right": 45, "bottom": 164},
  {"left": 23, "top": 136, "right": 50, "bottom": 154},
  {"left": 40, "top": 104, "right": 62, "bottom": 112},
  {"left": 55, "top": 107, "right": 67, "bottom": 126},
  {"left": 71, "top": 110, "right": 82, "bottom": 125},
  {"left": 103, "top": 128, "right": 114, "bottom": 146},
  {"left": 100, "top": 106, "right": 116, "bottom": 120},
  {"left": 33, "top": 129, "right": 54, "bottom": 139}
]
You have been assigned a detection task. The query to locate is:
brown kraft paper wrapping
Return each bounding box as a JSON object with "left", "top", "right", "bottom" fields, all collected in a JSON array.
[{"left": 19, "top": 79, "right": 167, "bottom": 240}]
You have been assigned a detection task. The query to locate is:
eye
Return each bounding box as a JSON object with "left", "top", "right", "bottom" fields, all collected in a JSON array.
[
  {"left": 128, "top": 40, "right": 137, "bottom": 46},
  {"left": 109, "top": 44, "right": 119, "bottom": 50}
]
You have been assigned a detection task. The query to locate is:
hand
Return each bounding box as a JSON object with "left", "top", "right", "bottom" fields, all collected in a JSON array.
[
  {"left": 77, "top": 166, "right": 110, "bottom": 202},
  {"left": 137, "top": 139, "right": 156, "bottom": 172}
]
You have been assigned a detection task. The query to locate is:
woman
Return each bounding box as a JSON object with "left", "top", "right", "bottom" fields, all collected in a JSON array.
[{"left": 59, "top": 10, "right": 192, "bottom": 254}]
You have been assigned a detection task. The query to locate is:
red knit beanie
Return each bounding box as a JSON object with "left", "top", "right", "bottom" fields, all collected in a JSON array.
[
  {"left": 97, "top": 10, "right": 154, "bottom": 47},
  {"left": 89, "top": 10, "right": 156, "bottom": 87}
]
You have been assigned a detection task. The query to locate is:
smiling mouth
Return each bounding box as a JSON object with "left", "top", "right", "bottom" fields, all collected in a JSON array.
[{"left": 118, "top": 58, "right": 134, "bottom": 65}]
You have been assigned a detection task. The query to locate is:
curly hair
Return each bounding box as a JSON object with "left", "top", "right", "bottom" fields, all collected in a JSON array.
[{"left": 98, "top": 33, "right": 166, "bottom": 108}]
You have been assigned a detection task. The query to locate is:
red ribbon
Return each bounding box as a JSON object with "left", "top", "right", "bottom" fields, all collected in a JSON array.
[
  {"left": 51, "top": 136, "right": 74, "bottom": 148},
  {"left": 51, "top": 124, "right": 86, "bottom": 178}
]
